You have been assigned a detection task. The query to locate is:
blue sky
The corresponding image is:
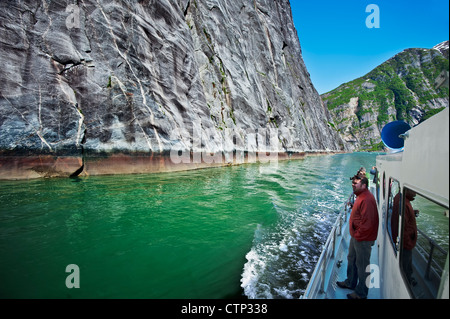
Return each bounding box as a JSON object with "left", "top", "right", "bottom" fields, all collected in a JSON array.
[{"left": 289, "top": 0, "right": 450, "bottom": 94}]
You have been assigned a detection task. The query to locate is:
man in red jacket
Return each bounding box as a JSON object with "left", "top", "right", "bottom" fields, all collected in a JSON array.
[{"left": 337, "top": 175, "right": 379, "bottom": 299}]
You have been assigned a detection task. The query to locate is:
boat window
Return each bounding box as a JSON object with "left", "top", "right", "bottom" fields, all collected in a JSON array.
[
  {"left": 382, "top": 172, "right": 386, "bottom": 200},
  {"left": 399, "top": 189, "right": 449, "bottom": 299},
  {"left": 387, "top": 178, "right": 401, "bottom": 255}
]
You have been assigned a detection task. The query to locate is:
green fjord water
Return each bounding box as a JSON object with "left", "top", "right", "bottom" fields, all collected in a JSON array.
[{"left": 0, "top": 153, "right": 377, "bottom": 299}]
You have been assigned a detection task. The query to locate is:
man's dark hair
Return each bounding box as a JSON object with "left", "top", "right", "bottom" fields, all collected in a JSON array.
[{"left": 360, "top": 177, "right": 369, "bottom": 188}]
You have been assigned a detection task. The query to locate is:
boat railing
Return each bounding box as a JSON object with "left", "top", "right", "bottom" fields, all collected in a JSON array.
[
  {"left": 302, "top": 193, "right": 354, "bottom": 298},
  {"left": 416, "top": 228, "right": 447, "bottom": 280}
]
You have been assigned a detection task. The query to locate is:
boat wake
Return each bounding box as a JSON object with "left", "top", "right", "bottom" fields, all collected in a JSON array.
[{"left": 240, "top": 204, "right": 336, "bottom": 299}]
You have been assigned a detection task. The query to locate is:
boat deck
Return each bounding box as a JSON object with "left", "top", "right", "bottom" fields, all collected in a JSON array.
[{"left": 323, "top": 237, "right": 381, "bottom": 299}]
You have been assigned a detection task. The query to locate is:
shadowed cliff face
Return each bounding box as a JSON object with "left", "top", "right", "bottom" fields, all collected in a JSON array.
[{"left": 0, "top": 0, "right": 345, "bottom": 178}]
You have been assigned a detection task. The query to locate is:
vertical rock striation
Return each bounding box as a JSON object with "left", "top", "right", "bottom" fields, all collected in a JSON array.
[{"left": 0, "top": 0, "right": 345, "bottom": 179}]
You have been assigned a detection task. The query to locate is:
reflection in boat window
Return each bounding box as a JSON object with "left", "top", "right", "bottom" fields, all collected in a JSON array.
[
  {"left": 400, "top": 189, "right": 449, "bottom": 299},
  {"left": 387, "top": 179, "right": 401, "bottom": 255}
]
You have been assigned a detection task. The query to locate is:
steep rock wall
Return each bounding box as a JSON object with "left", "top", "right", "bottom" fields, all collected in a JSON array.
[{"left": 0, "top": 0, "right": 345, "bottom": 179}]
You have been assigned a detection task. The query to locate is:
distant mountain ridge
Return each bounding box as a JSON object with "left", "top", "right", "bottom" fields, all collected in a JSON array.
[{"left": 322, "top": 40, "right": 449, "bottom": 151}]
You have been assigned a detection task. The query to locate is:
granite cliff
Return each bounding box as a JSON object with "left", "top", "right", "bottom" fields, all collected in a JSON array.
[
  {"left": 323, "top": 41, "right": 449, "bottom": 151},
  {"left": 0, "top": 0, "right": 345, "bottom": 179}
]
